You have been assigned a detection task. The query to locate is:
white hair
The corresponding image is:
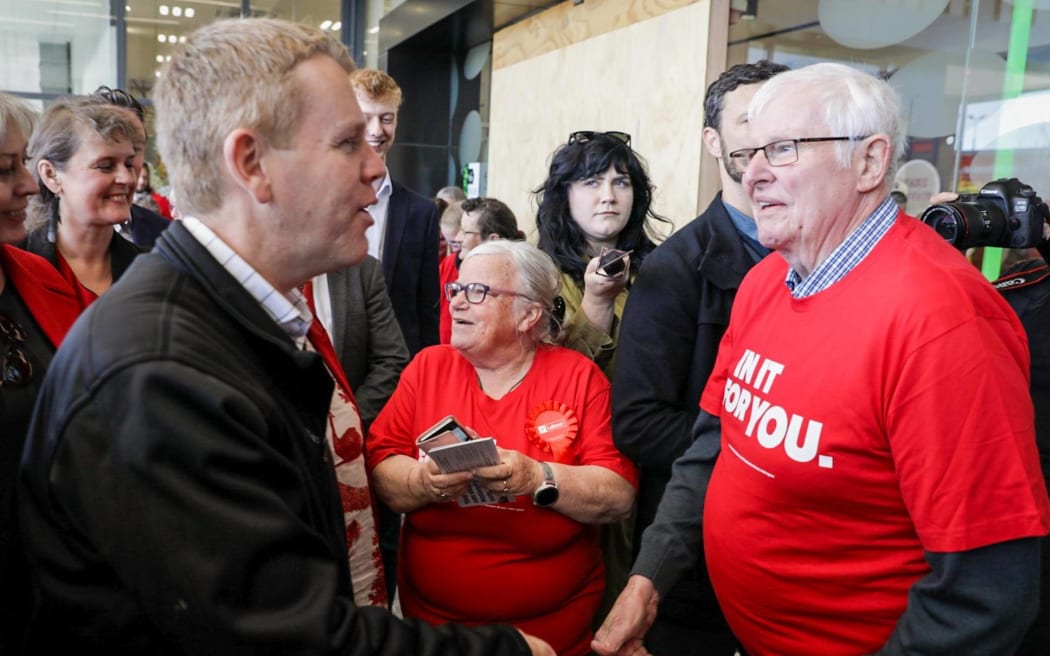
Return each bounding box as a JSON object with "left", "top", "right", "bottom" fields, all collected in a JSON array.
[{"left": 749, "top": 62, "right": 907, "bottom": 180}]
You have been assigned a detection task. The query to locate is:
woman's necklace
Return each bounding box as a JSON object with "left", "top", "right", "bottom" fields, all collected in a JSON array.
[{"left": 477, "top": 359, "right": 532, "bottom": 398}]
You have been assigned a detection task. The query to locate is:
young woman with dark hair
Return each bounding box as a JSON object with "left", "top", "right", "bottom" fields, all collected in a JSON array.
[{"left": 534, "top": 131, "right": 669, "bottom": 375}]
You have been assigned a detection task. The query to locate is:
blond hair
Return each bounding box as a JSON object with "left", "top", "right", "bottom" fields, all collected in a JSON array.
[
  {"left": 153, "top": 18, "right": 354, "bottom": 216},
  {"left": 348, "top": 68, "right": 403, "bottom": 107}
]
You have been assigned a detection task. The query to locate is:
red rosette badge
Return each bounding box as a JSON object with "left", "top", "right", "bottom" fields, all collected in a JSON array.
[{"left": 525, "top": 401, "right": 578, "bottom": 464}]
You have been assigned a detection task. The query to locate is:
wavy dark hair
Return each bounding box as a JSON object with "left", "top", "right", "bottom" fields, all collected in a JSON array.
[{"left": 534, "top": 134, "right": 669, "bottom": 289}]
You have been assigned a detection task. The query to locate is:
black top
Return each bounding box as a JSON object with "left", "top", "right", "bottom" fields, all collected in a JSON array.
[
  {"left": 0, "top": 283, "right": 54, "bottom": 653},
  {"left": 21, "top": 224, "right": 145, "bottom": 289}
]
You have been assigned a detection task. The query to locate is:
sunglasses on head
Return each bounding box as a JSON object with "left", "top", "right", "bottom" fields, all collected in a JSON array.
[{"left": 568, "top": 131, "right": 631, "bottom": 148}]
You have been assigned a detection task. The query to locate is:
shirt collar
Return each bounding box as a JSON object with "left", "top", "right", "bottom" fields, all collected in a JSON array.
[
  {"left": 179, "top": 216, "right": 312, "bottom": 345},
  {"left": 785, "top": 196, "right": 898, "bottom": 298},
  {"left": 374, "top": 171, "right": 393, "bottom": 201},
  {"left": 722, "top": 198, "right": 772, "bottom": 259}
]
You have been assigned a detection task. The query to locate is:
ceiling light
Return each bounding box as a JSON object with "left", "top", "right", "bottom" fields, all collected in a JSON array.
[
  {"left": 157, "top": 33, "right": 166, "bottom": 42},
  {"left": 185, "top": 7, "right": 194, "bottom": 17},
  {"left": 155, "top": 54, "right": 164, "bottom": 63},
  {"left": 178, "top": 35, "right": 186, "bottom": 43},
  {"left": 167, "top": 34, "right": 177, "bottom": 43},
  {"left": 367, "top": 26, "right": 379, "bottom": 34},
  {"left": 320, "top": 19, "right": 332, "bottom": 30},
  {"left": 159, "top": 5, "right": 169, "bottom": 15},
  {"left": 331, "top": 21, "right": 341, "bottom": 31}
]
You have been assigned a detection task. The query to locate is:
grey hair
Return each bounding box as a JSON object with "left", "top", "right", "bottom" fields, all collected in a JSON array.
[
  {"left": 749, "top": 62, "right": 907, "bottom": 182},
  {"left": 0, "top": 93, "right": 36, "bottom": 147},
  {"left": 463, "top": 240, "right": 562, "bottom": 343}
]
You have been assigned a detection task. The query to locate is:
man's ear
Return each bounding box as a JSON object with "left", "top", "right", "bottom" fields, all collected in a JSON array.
[
  {"left": 856, "top": 134, "right": 892, "bottom": 194},
  {"left": 702, "top": 126, "right": 723, "bottom": 159},
  {"left": 37, "top": 160, "right": 61, "bottom": 195},
  {"left": 222, "top": 128, "right": 272, "bottom": 204}
]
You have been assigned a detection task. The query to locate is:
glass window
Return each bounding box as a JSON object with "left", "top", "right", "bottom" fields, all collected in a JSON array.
[
  {"left": 125, "top": 0, "right": 217, "bottom": 100},
  {"left": 0, "top": 0, "right": 115, "bottom": 96},
  {"left": 260, "top": 0, "right": 343, "bottom": 42}
]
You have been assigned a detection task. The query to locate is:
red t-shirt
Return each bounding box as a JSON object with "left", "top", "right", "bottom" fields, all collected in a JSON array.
[
  {"left": 699, "top": 217, "right": 1050, "bottom": 655},
  {"left": 367, "top": 344, "right": 637, "bottom": 656},
  {"left": 438, "top": 253, "right": 459, "bottom": 344}
]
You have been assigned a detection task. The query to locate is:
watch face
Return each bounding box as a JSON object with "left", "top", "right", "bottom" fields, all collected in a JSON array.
[{"left": 534, "top": 484, "right": 559, "bottom": 508}]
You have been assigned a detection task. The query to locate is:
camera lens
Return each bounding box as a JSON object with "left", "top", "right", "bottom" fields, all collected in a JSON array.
[{"left": 920, "top": 201, "right": 1008, "bottom": 249}]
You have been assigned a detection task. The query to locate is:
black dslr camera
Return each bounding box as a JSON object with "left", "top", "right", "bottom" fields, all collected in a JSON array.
[{"left": 920, "top": 178, "right": 1048, "bottom": 250}]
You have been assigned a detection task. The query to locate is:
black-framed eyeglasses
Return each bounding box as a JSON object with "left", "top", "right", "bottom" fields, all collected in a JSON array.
[
  {"left": 0, "top": 314, "right": 33, "bottom": 388},
  {"left": 445, "top": 282, "right": 535, "bottom": 305},
  {"left": 568, "top": 131, "right": 631, "bottom": 148},
  {"left": 728, "top": 136, "right": 869, "bottom": 168}
]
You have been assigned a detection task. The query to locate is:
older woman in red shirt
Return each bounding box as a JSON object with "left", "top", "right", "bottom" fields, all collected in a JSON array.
[{"left": 367, "top": 239, "right": 636, "bottom": 656}]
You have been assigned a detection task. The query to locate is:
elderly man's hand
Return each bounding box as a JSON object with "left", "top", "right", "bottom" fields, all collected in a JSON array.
[{"left": 591, "top": 575, "right": 659, "bottom": 656}]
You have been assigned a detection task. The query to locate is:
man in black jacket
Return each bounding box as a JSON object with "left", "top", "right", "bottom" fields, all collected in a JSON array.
[
  {"left": 17, "top": 18, "right": 551, "bottom": 656},
  {"left": 994, "top": 246, "right": 1050, "bottom": 655},
  {"left": 610, "top": 60, "right": 787, "bottom": 654}
]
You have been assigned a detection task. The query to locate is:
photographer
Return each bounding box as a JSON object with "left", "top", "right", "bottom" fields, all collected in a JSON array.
[{"left": 926, "top": 186, "right": 1050, "bottom": 654}]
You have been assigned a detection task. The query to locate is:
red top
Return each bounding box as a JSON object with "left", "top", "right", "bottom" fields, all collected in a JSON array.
[
  {"left": 367, "top": 344, "right": 637, "bottom": 656},
  {"left": 153, "top": 192, "right": 173, "bottom": 220},
  {"left": 699, "top": 217, "right": 1050, "bottom": 655},
  {"left": 437, "top": 253, "right": 459, "bottom": 344},
  {"left": 1, "top": 245, "right": 84, "bottom": 346}
]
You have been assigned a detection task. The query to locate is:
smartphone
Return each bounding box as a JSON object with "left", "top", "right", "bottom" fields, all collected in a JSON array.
[
  {"left": 597, "top": 247, "right": 631, "bottom": 278},
  {"left": 416, "top": 415, "right": 471, "bottom": 452}
]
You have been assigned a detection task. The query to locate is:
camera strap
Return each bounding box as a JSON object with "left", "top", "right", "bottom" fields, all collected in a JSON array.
[{"left": 994, "top": 262, "right": 1050, "bottom": 294}]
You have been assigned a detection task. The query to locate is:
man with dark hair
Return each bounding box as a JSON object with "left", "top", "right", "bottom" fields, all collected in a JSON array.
[
  {"left": 610, "top": 60, "right": 787, "bottom": 655},
  {"left": 994, "top": 237, "right": 1050, "bottom": 655},
  {"left": 89, "top": 85, "right": 169, "bottom": 248}
]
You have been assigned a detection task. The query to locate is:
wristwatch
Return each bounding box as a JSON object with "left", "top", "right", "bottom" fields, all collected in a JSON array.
[{"left": 532, "top": 461, "right": 559, "bottom": 508}]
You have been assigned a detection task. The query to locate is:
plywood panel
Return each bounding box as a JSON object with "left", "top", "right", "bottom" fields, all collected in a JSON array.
[
  {"left": 494, "top": 0, "right": 698, "bottom": 70},
  {"left": 488, "top": 1, "right": 711, "bottom": 240}
]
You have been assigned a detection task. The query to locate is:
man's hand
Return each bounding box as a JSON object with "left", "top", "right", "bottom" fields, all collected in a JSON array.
[
  {"left": 591, "top": 575, "right": 659, "bottom": 656},
  {"left": 518, "top": 629, "right": 556, "bottom": 656}
]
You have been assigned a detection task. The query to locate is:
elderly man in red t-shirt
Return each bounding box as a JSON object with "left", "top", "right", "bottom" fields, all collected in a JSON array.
[{"left": 594, "top": 62, "right": 1050, "bottom": 656}]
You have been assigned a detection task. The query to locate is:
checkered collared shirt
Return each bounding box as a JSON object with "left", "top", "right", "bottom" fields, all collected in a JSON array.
[{"left": 786, "top": 196, "right": 898, "bottom": 298}]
